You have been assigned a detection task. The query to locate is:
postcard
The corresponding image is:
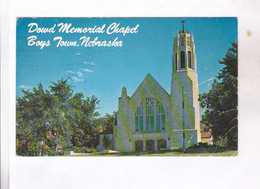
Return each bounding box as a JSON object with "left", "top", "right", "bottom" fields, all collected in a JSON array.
[{"left": 16, "top": 17, "right": 237, "bottom": 157}]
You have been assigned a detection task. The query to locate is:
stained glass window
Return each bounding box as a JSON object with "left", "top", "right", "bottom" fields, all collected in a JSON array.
[{"left": 135, "top": 97, "right": 166, "bottom": 132}]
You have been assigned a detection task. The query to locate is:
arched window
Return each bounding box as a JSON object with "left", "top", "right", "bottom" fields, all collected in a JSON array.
[
  {"left": 180, "top": 51, "right": 185, "bottom": 68},
  {"left": 175, "top": 53, "right": 177, "bottom": 70},
  {"left": 188, "top": 51, "right": 192, "bottom": 68},
  {"left": 135, "top": 97, "right": 166, "bottom": 132},
  {"left": 135, "top": 103, "right": 143, "bottom": 131}
]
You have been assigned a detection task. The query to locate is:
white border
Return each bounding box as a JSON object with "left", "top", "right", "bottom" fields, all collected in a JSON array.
[
  {"left": 2, "top": 0, "right": 260, "bottom": 189},
  {"left": 1, "top": 0, "right": 10, "bottom": 188}
]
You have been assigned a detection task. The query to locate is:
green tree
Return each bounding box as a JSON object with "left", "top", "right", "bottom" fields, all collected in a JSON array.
[
  {"left": 16, "top": 78, "right": 102, "bottom": 156},
  {"left": 102, "top": 112, "right": 117, "bottom": 134},
  {"left": 16, "top": 83, "right": 53, "bottom": 156},
  {"left": 199, "top": 41, "right": 238, "bottom": 147},
  {"left": 100, "top": 112, "right": 116, "bottom": 150},
  {"left": 102, "top": 135, "right": 112, "bottom": 150},
  {"left": 70, "top": 94, "right": 102, "bottom": 150}
]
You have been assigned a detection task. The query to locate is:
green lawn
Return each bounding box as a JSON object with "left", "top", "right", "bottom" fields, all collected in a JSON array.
[{"left": 72, "top": 146, "right": 237, "bottom": 157}]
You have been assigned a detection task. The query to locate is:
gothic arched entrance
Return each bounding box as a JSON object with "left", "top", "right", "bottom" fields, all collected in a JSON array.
[
  {"left": 146, "top": 140, "right": 155, "bottom": 151},
  {"left": 135, "top": 140, "right": 143, "bottom": 152},
  {"left": 157, "top": 139, "right": 166, "bottom": 151}
]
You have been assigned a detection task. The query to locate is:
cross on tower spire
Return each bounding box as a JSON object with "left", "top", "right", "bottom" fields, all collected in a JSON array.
[{"left": 181, "top": 19, "right": 186, "bottom": 31}]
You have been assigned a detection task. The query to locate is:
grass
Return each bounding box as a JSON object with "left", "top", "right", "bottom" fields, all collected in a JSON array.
[{"left": 72, "top": 146, "right": 237, "bottom": 157}]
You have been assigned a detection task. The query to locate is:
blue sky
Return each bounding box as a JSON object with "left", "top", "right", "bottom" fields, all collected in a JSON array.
[{"left": 16, "top": 17, "right": 237, "bottom": 116}]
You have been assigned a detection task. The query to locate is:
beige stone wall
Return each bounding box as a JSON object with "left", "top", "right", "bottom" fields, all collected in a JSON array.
[
  {"left": 114, "top": 30, "right": 201, "bottom": 152},
  {"left": 171, "top": 31, "right": 201, "bottom": 143}
]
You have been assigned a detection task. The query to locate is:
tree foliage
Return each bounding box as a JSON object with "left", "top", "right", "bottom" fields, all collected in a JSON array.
[
  {"left": 102, "top": 112, "right": 116, "bottom": 134},
  {"left": 100, "top": 112, "right": 116, "bottom": 150},
  {"left": 199, "top": 41, "right": 238, "bottom": 147},
  {"left": 16, "top": 78, "right": 103, "bottom": 156}
]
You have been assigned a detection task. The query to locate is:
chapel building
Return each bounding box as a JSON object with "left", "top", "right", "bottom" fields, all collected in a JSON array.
[{"left": 113, "top": 22, "right": 201, "bottom": 152}]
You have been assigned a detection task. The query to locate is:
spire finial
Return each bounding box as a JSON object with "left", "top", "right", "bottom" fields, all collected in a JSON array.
[
  {"left": 121, "top": 86, "right": 127, "bottom": 97},
  {"left": 181, "top": 19, "right": 186, "bottom": 31}
]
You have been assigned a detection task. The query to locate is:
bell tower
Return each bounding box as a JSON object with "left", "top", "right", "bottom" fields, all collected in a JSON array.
[
  {"left": 172, "top": 19, "right": 197, "bottom": 73},
  {"left": 171, "top": 19, "right": 201, "bottom": 147}
]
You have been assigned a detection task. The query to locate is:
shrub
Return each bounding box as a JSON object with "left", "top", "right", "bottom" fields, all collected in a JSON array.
[
  {"left": 198, "top": 142, "right": 208, "bottom": 148},
  {"left": 73, "top": 146, "right": 85, "bottom": 153},
  {"left": 215, "top": 136, "right": 228, "bottom": 147}
]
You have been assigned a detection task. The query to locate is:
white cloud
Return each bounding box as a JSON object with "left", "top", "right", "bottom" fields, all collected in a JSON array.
[
  {"left": 82, "top": 68, "right": 93, "bottom": 72},
  {"left": 20, "top": 85, "right": 32, "bottom": 90},
  {"left": 77, "top": 71, "right": 84, "bottom": 77},
  {"left": 76, "top": 53, "right": 81, "bottom": 56},
  {"left": 71, "top": 77, "right": 84, "bottom": 82},
  {"left": 83, "top": 61, "right": 95, "bottom": 65},
  {"left": 67, "top": 70, "right": 75, "bottom": 74}
]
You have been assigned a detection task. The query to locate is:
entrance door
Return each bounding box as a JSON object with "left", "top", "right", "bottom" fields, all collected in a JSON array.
[
  {"left": 157, "top": 139, "right": 166, "bottom": 151},
  {"left": 135, "top": 140, "right": 143, "bottom": 152},
  {"left": 146, "top": 140, "right": 155, "bottom": 151}
]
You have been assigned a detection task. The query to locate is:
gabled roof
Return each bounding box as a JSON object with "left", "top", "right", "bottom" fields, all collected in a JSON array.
[
  {"left": 201, "top": 131, "right": 212, "bottom": 138},
  {"left": 131, "top": 73, "right": 170, "bottom": 99}
]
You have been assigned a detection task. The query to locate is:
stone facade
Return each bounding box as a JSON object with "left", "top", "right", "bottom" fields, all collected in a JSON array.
[{"left": 113, "top": 27, "right": 201, "bottom": 152}]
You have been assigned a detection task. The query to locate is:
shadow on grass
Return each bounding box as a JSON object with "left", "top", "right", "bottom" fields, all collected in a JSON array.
[
  {"left": 95, "top": 145, "right": 237, "bottom": 156},
  {"left": 183, "top": 145, "right": 237, "bottom": 155}
]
